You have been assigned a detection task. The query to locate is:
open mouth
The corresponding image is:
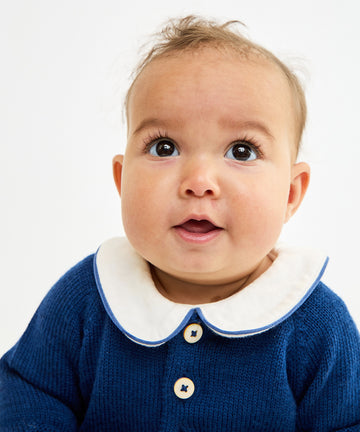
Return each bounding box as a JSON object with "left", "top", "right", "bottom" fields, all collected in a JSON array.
[
  {"left": 177, "top": 219, "right": 221, "bottom": 233},
  {"left": 173, "top": 218, "right": 223, "bottom": 243}
]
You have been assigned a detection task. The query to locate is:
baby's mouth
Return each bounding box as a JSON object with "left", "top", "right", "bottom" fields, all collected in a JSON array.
[
  {"left": 173, "top": 218, "right": 223, "bottom": 243},
  {"left": 176, "top": 219, "right": 222, "bottom": 233}
]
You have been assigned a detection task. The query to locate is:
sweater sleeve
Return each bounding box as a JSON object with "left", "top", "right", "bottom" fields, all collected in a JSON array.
[
  {"left": 0, "top": 255, "right": 95, "bottom": 432},
  {"left": 291, "top": 283, "right": 360, "bottom": 431}
]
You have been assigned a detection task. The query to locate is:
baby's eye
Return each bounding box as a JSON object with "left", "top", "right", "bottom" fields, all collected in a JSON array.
[
  {"left": 148, "top": 139, "right": 179, "bottom": 157},
  {"left": 225, "top": 141, "right": 259, "bottom": 162}
]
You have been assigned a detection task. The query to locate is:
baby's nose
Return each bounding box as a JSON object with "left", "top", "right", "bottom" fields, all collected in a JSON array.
[{"left": 179, "top": 159, "right": 220, "bottom": 198}]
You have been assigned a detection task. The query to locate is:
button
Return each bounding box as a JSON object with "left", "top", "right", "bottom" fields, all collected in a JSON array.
[
  {"left": 174, "top": 377, "right": 195, "bottom": 399},
  {"left": 183, "top": 323, "right": 203, "bottom": 343}
]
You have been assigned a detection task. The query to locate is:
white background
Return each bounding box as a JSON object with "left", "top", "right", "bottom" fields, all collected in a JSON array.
[{"left": 1, "top": 0, "right": 360, "bottom": 356}]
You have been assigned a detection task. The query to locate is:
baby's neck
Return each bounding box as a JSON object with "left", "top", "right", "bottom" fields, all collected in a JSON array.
[{"left": 150, "top": 253, "right": 275, "bottom": 305}]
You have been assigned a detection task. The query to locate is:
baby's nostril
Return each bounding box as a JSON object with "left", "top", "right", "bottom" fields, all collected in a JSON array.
[{"left": 185, "top": 188, "right": 214, "bottom": 196}]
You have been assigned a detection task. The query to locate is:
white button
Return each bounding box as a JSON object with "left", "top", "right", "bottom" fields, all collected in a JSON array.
[
  {"left": 174, "top": 377, "right": 195, "bottom": 399},
  {"left": 183, "top": 323, "right": 203, "bottom": 343}
]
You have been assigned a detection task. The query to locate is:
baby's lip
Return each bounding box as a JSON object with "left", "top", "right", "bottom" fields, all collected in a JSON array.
[{"left": 174, "top": 217, "right": 222, "bottom": 233}]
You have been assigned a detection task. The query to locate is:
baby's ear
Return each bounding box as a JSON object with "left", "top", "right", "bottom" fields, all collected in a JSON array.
[
  {"left": 285, "top": 162, "right": 310, "bottom": 222},
  {"left": 112, "top": 155, "right": 124, "bottom": 196}
]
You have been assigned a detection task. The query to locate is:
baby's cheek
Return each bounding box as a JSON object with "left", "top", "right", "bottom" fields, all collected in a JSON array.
[
  {"left": 120, "top": 185, "right": 162, "bottom": 249},
  {"left": 231, "top": 189, "right": 286, "bottom": 242},
  {"left": 256, "top": 197, "right": 288, "bottom": 243}
]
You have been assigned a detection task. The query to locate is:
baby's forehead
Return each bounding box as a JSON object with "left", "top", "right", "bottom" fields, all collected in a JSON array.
[
  {"left": 128, "top": 48, "right": 293, "bottom": 118},
  {"left": 129, "top": 48, "right": 290, "bottom": 106}
]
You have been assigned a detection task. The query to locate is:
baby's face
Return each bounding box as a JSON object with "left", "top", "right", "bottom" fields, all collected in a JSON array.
[{"left": 114, "top": 48, "right": 309, "bottom": 287}]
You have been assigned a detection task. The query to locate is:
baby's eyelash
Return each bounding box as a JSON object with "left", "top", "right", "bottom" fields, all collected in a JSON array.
[
  {"left": 232, "top": 135, "right": 264, "bottom": 158},
  {"left": 142, "top": 130, "right": 170, "bottom": 152}
]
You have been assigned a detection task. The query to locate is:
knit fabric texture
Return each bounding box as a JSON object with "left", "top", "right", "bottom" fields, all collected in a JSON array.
[{"left": 1, "top": 254, "right": 360, "bottom": 431}]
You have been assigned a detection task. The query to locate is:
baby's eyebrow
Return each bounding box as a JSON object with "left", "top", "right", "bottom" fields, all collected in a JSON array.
[
  {"left": 132, "top": 118, "right": 168, "bottom": 136},
  {"left": 132, "top": 117, "right": 274, "bottom": 141},
  {"left": 219, "top": 118, "right": 274, "bottom": 141}
]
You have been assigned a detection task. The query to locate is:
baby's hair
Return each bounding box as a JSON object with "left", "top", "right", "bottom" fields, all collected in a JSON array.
[{"left": 125, "top": 15, "right": 307, "bottom": 154}]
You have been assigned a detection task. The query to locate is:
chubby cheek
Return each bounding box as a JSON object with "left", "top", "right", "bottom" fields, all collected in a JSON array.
[
  {"left": 120, "top": 165, "right": 170, "bottom": 250},
  {"left": 229, "top": 177, "right": 289, "bottom": 250}
]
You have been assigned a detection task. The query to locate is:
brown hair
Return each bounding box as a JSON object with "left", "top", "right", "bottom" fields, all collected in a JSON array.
[{"left": 125, "top": 15, "right": 307, "bottom": 153}]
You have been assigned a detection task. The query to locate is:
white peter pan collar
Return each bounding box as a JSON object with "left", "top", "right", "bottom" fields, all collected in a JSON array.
[{"left": 93, "top": 237, "right": 328, "bottom": 347}]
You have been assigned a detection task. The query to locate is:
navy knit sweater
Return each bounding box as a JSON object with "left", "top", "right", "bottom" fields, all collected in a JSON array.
[{"left": 1, "top": 238, "right": 360, "bottom": 431}]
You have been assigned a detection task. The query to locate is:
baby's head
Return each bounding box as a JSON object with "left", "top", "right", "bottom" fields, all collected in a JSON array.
[{"left": 113, "top": 16, "right": 310, "bottom": 303}]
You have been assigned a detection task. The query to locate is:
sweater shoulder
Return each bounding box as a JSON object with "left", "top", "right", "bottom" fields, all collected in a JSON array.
[
  {"left": 12, "top": 253, "right": 102, "bottom": 355},
  {"left": 294, "top": 281, "right": 358, "bottom": 337},
  {"left": 41, "top": 253, "right": 98, "bottom": 316},
  {"left": 3, "top": 253, "right": 103, "bottom": 367},
  {"left": 287, "top": 281, "right": 360, "bottom": 400},
  {"left": 56, "top": 253, "right": 97, "bottom": 296}
]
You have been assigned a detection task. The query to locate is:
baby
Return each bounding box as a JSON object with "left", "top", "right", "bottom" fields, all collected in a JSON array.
[{"left": 1, "top": 16, "right": 360, "bottom": 431}]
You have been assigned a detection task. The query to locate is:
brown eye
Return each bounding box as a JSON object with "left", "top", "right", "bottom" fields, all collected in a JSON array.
[
  {"left": 225, "top": 142, "right": 258, "bottom": 161},
  {"left": 148, "top": 139, "right": 179, "bottom": 157}
]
